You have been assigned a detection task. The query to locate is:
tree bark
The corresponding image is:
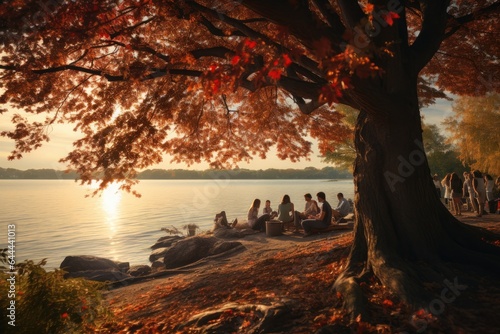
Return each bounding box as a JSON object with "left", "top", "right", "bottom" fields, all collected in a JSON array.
[{"left": 334, "top": 83, "right": 500, "bottom": 320}]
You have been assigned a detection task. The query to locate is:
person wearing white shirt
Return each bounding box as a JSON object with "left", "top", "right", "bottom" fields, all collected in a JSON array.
[{"left": 332, "top": 193, "right": 351, "bottom": 222}]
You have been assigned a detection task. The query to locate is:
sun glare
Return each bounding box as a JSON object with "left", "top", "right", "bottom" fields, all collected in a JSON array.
[{"left": 101, "top": 182, "right": 122, "bottom": 221}]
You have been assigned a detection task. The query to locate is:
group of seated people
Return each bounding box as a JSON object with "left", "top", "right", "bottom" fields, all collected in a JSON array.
[{"left": 247, "top": 192, "right": 352, "bottom": 236}]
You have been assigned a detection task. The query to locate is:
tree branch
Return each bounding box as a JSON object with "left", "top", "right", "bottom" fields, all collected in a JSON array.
[
  {"left": 186, "top": 1, "right": 327, "bottom": 80},
  {"left": 443, "top": 1, "right": 500, "bottom": 39},
  {"left": 198, "top": 15, "right": 245, "bottom": 37},
  {"left": 312, "top": 0, "right": 346, "bottom": 32},
  {"left": 109, "top": 17, "right": 155, "bottom": 39},
  {"left": 336, "top": 0, "right": 365, "bottom": 29},
  {"left": 238, "top": 0, "right": 343, "bottom": 51},
  {"left": 410, "top": 0, "right": 451, "bottom": 73},
  {"left": 190, "top": 46, "right": 234, "bottom": 59}
]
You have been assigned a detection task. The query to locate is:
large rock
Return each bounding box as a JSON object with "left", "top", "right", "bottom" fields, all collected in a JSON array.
[
  {"left": 212, "top": 226, "right": 258, "bottom": 239},
  {"left": 150, "top": 235, "right": 183, "bottom": 250},
  {"left": 65, "top": 270, "right": 131, "bottom": 282},
  {"left": 163, "top": 236, "right": 242, "bottom": 269},
  {"left": 151, "top": 260, "right": 165, "bottom": 272},
  {"left": 60, "top": 255, "right": 122, "bottom": 273},
  {"left": 149, "top": 247, "right": 170, "bottom": 263},
  {"left": 60, "top": 255, "right": 132, "bottom": 282},
  {"left": 127, "top": 264, "right": 152, "bottom": 277}
]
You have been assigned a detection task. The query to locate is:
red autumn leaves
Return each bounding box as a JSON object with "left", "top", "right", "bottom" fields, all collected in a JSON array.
[
  {"left": 200, "top": 3, "right": 400, "bottom": 105},
  {"left": 202, "top": 39, "right": 294, "bottom": 96}
]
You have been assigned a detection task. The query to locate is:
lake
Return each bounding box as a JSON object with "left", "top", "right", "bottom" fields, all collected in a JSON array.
[{"left": 0, "top": 178, "right": 354, "bottom": 269}]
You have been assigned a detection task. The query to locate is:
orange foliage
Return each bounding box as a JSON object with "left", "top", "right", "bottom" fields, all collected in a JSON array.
[{"left": 0, "top": 0, "right": 498, "bottom": 191}]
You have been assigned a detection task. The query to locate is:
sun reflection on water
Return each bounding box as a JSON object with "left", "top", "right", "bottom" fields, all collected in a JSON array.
[
  {"left": 101, "top": 182, "right": 123, "bottom": 260},
  {"left": 101, "top": 182, "right": 122, "bottom": 232},
  {"left": 86, "top": 181, "right": 123, "bottom": 258}
]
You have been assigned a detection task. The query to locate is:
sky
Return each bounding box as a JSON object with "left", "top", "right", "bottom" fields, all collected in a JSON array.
[{"left": 0, "top": 98, "right": 454, "bottom": 171}]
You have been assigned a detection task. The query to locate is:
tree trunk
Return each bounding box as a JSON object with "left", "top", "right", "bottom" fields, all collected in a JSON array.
[{"left": 334, "top": 87, "right": 500, "bottom": 321}]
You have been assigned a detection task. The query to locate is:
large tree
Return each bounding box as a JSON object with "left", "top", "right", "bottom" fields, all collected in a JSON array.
[
  {"left": 322, "top": 106, "right": 468, "bottom": 177},
  {"left": 1, "top": 0, "right": 499, "bottom": 324}
]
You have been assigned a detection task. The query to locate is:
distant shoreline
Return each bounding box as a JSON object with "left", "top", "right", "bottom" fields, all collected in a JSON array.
[{"left": 0, "top": 167, "right": 351, "bottom": 180}]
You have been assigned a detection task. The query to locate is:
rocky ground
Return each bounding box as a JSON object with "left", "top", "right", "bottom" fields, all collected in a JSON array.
[{"left": 93, "top": 211, "right": 500, "bottom": 333}]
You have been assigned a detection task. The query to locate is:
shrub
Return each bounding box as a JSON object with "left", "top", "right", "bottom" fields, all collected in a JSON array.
[{"left": 0, "top": 249, "right": 110, "bottom": 333}]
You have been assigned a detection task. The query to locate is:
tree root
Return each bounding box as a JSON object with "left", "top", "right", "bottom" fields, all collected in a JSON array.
[{"left": 333, "top": 272, "right": 370, "bottom": 322}]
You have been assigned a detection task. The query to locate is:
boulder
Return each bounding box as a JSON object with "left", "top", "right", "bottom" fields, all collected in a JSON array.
[
  {"left": 150, "top": 235, "right": 183, "bottom": 250},
  {"left": 127, "top": 265, "right": 152, "bottom": 277},
  {"left": 211, "top": 240, "right": 242, "bottom": 254},
  {"left": 212, "top": 226, "right": 258, "bottom": 239},
  {"left": 149, "top": 247, "right": 170, "bottom": 263},
  {"left": 163, "top": 236, "right": 242, "bottom": 269},
  {"left": 65, "top": 270, "right": 131, "bottom": 282},
  {"left": 60, "top": 255, "right": 121, "bottom": 273},
  {"left": 151, "top": 260, "right": 165, "bottom": 272},
  {"left": 115, "top": 261, "right": 130, "bottom": 273}
]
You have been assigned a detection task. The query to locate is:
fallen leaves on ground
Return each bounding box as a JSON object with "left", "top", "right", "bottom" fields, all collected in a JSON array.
[{"left": 91, "top": 220, "right": 500, "bottom": 333}]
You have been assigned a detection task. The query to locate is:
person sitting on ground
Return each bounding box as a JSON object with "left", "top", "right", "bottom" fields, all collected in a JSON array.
[
  {"left": 296, "top": 193, "right": 319, "bottom": 219},
  {"left": 277, "top": 194, "right": 295, "bottom": 230},
  {"left": 247, "top": 199, "right": 270, "bottom": 232},
  {"left": 301, "top": 192, "right": 332, "bottom": 236},
  {"left": 332, "top": 192, "right": 351, "bottom": 223},
  {"left": 262, "top": 199, "right": 278, "bottom": 219},
  {"left": 214, "top": 211, "right": 238, "bottom": 229},
  {"left": 293, "top": 193, "right": 319, "bottom": 231}
]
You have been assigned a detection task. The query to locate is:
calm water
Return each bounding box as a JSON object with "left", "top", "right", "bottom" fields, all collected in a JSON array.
[{"left": 0, "top": 179, "right": 354, "bottom": 269}]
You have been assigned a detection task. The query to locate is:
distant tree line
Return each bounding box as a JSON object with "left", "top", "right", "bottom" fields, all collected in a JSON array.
[
  {"left": 0, "top": 168, "right": 79, "bottom": 179},
  {"left": 0, "top": 166, "right": 351, "bottom": 180}
]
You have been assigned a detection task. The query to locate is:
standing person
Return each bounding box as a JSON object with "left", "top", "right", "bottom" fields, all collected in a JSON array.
[
  {"left": 472, "top": 170, "right": 487, "bottom": 217},
  {"left": 450, "top": 172, "right": 463, "bottom": 216},
  {"left": 462, "top": 172, "right": 472, "bottom": 211},
  {"left": 441, "top": 173, "right": 452, "bottom": 209},
  {"left": 301, "top": 192, "right": 332, "bottom": 237},
  {"left": 484, "top": 174, "right": 495, "bottom": 213},
  {"left": 332, "top": 192, "right": 351, "bottom": 222},
  {"left": 495, "top": 177, "right": 500, "bottom": 214},
  {"left": 463, "top": 172, "right": 478, "bottom": 214},
  {"left": 495, "top": 177, "right": 500, "bottom": 198},
  {"left": 247, "top": 199, "right": 270, "bottom": 232},
  {"left": 433, "top": 174, "right": 442, "bottom": 199},
  {"left": 277, "top": 194, "right": 295, "bottom": 230}
]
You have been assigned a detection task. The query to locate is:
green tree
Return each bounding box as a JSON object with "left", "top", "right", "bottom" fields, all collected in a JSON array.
[
  {"left": 445, "top": 93, "right": 500, "bottom": 176},
  {"left": 423, "top": 123, "right": 468, "bottom": 177},
  {"left": 1, "top": 0, "right": 499, "bottom": 325},
  {"left": 321, "top": 104, "right": 357, "bottom": 172},
  {"left": 322, "top": 109, "right": 468, "bottom": 177}
]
